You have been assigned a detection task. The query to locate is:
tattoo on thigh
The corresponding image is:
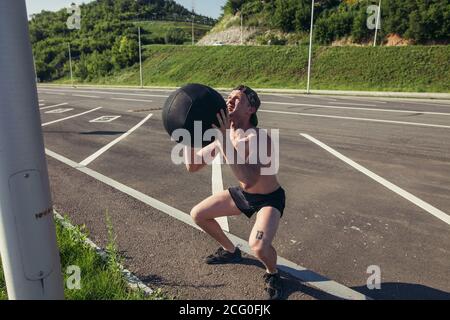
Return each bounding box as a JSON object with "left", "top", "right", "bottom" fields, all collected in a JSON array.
[{"left": 256, "top": 231, "right": 264, "bottom": 240}]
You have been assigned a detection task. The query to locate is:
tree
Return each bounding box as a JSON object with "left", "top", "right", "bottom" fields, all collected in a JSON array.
[
  {"left": 111, "top": 36, "right": 139, "bottom": 70},
  {"left": 29, "top": 0, "right": 215, "bottom": 81},
  {"left": 165, "top": 28, "right": 187, "bottom": 45},
  {"left": 223, "top": 0, "right": 246, "bottom": 15}
]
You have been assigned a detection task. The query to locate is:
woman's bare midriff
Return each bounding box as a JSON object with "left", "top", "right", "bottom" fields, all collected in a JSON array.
[{"left": 239, "top": 174, "right": 281, "bottom": 195}]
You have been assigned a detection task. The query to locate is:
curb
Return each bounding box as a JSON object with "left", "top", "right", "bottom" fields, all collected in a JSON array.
[
  {"left": 37, "top": 84, "right": 450, "bottom": 100},
  {"left": 53, "top": 211, "right": 155, "bottom": 297}
]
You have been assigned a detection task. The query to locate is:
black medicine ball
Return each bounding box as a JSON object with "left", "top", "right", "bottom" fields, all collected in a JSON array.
[{"left": 162, "top": 83, "right": 227, "bottom": 147}]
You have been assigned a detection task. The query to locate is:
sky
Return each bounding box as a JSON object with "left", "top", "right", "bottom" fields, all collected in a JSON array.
[{"left": 25, "top": 0, "right": 227, "bottom": 19}]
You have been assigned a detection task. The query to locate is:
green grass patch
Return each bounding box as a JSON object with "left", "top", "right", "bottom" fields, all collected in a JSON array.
[
  {"left": 91, "top": 45, "right": 311, "bottom": 88},
  {"left": 58, "top": 44, "right": 450, "bottom": 93},
  {"left": 0, "top": 216, "right": 166, "bottom": 300},
  {"left": 311, "top": 46, "right": 450, "bottom": 92}
]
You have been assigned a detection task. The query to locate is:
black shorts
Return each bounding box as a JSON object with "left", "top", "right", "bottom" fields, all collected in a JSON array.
[{"left": 228, "top": 186, "right": 286, "bottom": 218}]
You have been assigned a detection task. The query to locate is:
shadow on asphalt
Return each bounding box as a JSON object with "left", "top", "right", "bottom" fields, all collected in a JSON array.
[
  {"left": 140, "top": 274, "right": 225, "bottom": 290},
  {"left": 238, "top": 257, "right": 345, "bottom": 300},
  {"left": 124, "top": 256, "right": 450, "bottom": 300},
  {"left": 352, "top": 283, "right": 450, "bottom": 300}
]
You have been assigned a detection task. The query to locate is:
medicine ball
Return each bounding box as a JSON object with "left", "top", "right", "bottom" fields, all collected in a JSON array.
[{"left": 162, "top": 83, "right": 227, "bottom": 147}]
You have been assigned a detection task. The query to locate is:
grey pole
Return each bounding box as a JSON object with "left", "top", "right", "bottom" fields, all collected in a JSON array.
[
  {"left": 0, "top": 0, "right": 65, "bottom": 300},
  {"left": 192, "top": 0, "right": 195, "bottom": 45},
  {"left": 138, "top": 26, "right": 143, "bottom": 88},
  {"left": 373, "top": 0, "right": 381, "bottom": 47},
  {"left": 68, "top": 42, "right": 74, "bottom": 87},
  {"left": 306, "top": 0, "right": 315, "bottom": 94},
  {"left": 240, "top": 11, "right": 243, "bottom": 45}
]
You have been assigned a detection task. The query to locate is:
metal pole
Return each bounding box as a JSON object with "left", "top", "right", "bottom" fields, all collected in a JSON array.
[
  {"left": 138, "top": 26, "right": 143, "bottom": 88},
  {"left": 192, "top": 0, "right": 195, "bottom": 45},
  {"left": 306, "top": 0, "right": 315, "bottom": 94},
  {"left": 373, "top": 0, "right": 381, "bottom": 47},
  {"left": 240, "top": 11, "right": 243, "bottom": 45},
  {"left": 0, "top": 0, "right": 64, "bottom": 300},
  {"left": 68, "top": 42, "right": 74, "bottom": 87}
]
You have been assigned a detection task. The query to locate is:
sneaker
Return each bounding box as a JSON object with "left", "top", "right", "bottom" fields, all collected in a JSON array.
[
  {"left": 205, "top": 247, "right": 242, "bottom": 265},
  {"left": 263, "top": 272, "right": 283, "bottom": 300}
]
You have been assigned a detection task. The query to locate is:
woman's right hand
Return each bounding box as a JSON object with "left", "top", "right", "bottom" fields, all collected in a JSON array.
[{"left": 212, "top": 108, "right": 230, "bottom": 138}]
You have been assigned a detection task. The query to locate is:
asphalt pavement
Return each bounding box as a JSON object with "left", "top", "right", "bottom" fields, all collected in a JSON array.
[{"left": 37, "top": 85, "right": 450, "bottom": 300}]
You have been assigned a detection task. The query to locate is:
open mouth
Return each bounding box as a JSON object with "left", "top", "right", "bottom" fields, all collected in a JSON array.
[{"left": 228, "top": 108, "right": 237, "bottom": 118}]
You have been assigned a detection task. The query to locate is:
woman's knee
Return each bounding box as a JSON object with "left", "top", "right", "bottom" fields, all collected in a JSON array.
[{"left": 190, "top": 205, "right": 208, "bottom": 224}]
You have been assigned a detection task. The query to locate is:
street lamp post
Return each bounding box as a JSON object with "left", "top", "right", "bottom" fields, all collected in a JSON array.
[
  {"left": 0, "top": 0, "right": 65, "bottom": 300},
  {"left": 306, "top": 0, "right": 315, "bottom": 94},
  {"left": 373, "top": 0, "right": 381, "bottom": 47},
  {"left": 138, "top": 26, "right": 143, "bottom": 88},
  {"left": 192, "top": 0, "right": 195, "bottom": 45},
  {"left": 240, "top": 11, "right": 243, "bottom": 45},
  {"left": 68, "top": 43, "right": 74, "bottom": 87}
]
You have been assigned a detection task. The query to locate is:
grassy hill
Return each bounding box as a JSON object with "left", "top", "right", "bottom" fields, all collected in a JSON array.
[{"left": 58, "top": 45, "right": 450, "bottom": 93}]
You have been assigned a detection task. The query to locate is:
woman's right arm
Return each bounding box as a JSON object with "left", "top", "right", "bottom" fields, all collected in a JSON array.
[{"left": 184, "top": 142, "right": 218, "bottom": 172}]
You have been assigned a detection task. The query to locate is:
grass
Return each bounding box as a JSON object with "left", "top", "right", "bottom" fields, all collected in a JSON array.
[
  {"left": 311, "top": 46, "right": 450, "bottom": 92},
  {"left": 54, "top": 44, "right": 450, "bottom": 93},
  {"left": 134, "top": 20, "right": 212, "bottom": 45},
  {"left": 0, "top": 215, "right": 166, "bottom": 300},
  {"left": 89, "top": 45, "right": 311, "bottom": 88}
]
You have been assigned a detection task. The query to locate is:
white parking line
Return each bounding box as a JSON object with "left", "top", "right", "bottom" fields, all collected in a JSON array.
[
  {"left": 333, "top": 102, "right": 377, "bottom": 107},
  {"left": 42, "top": 107, "right": 102, "bottom": 127},
  {"left": 112, "top": 98, "right": 154, "bottom": 103},
  {"left": 79, "top": 113, "right": 153, "bottom": 166},
  {"left": 320, "top": 97, "right": 338, "bottom": 102},
  {"left": 265, "top": 94, "right": 295, "bottom": 99},
  {"left": 260, "top": 109, "right": 450, "bottom": 129},
  {"left": 89, "top": 115, "right": 121, "bottom": 123},
  {"left": 334, "top": 97, "right": 387, "bottom": 104},
  {"left": 304, "top": 95, "right": 338, "bottom": 102},
  {"left": 38, "top": 86, "right": 173, "bottom": 93},
  {"left": 45, "top": 148, "right": 371, "bottom": 300},
  {"left": 45, "top": 108, "right": 74, "bottom": 114},
  {"left": 212, "top": 155, "right": 229, "bottom": 232},
  {"left": 42, "top": 92, "right": 66, "bottom": 95},
  {"left": 393, "top": 100, "right": 450, "bottom": 107},
  {"left": 263, "top": 101, "right": 450, "bottom": 116},
  {"left": 39, "top": 88, "right": 168, "bottom": 98},
  {"left": 72, "top": 94, "right": 100, "bottom": 99},
  {"left": 39, "top": 103, "right": 45, "bottom": 107},
  {"left": 40, "top": 102, "right": 69, "bottom": 110},
  {"left": 301, "top": 133, "right": 450, "bottom": 226}
]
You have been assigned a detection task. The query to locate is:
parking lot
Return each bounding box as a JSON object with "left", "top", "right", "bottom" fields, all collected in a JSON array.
[{"left": 38, "top": 85, "right": 450, "bottom": 300}]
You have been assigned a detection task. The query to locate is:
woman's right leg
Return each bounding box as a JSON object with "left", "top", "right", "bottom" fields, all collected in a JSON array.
[{"left": 190, "top": 190, "right": 241, "bottom": 252}]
